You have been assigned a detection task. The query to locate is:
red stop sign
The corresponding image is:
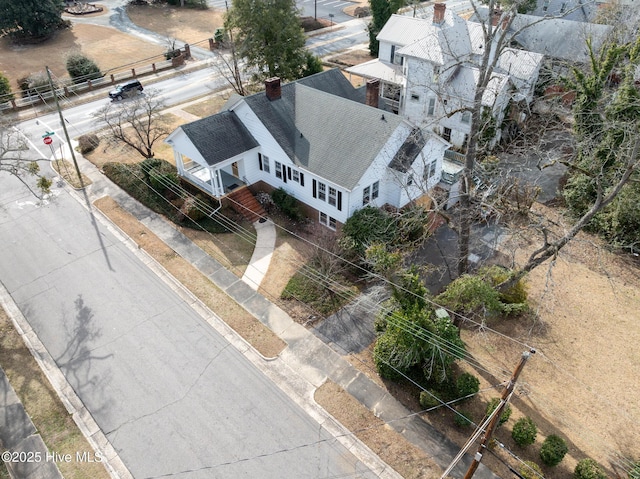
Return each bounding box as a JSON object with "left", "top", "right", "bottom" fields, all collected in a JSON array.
[{"left": 43, "top": 136, "right": 53, "bottom": 145}]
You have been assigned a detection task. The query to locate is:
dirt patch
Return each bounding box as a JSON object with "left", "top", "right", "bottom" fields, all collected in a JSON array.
[{"left": 94, "top": 196, "right": 286, "bottom": 359}]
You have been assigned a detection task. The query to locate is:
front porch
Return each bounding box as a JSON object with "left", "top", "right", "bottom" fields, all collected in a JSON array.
[{"left": 182, "top": 160, "right": 245, "bottom": 198}]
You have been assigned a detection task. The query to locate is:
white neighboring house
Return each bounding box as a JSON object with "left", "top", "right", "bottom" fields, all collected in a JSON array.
[
  {"left": 347, "top": 4, "right": 544, "bottom": 151},
  {"left": 164, "top": 70, "right": 450, "bottom": 229}
]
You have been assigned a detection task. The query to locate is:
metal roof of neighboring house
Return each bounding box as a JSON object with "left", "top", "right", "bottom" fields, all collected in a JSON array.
[
  {"left": 469, "top": 7, "right": 613, "bottom": 62},
  {"left": 243, "top": 80, "right": 407, "bottom": 190},
  {"left": 439, "top": 65, "right": 510, "bottom": 106},
  {"left": 345, "top": 59, "right": 405, "bottom": 85},
  {"left": 510, "top": 14, "right": 613, "bottom": 62},
  {"left": 179, "top": 110, "right": 259, "bottom": 166},
  {"left": 497, "top": 47, "right": 545, "bottom": 81},
  {"left": 384, "top": 10, "right": 473, "bottom": 65}
]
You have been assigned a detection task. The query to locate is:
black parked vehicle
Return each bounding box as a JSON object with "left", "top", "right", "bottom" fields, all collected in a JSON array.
[{"left": 109, "top": 80, "right": 143, "bottom": 100}]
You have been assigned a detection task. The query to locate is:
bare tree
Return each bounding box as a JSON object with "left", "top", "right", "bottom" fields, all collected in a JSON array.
[
  {"left": 0, "top": 117, "right": 52, "bottom": 197},
  {"left": 93, "top": 89, "right": 170, "bottom": 159}
]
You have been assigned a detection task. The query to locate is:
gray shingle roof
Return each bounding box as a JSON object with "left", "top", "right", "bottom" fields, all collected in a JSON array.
[
  {"left": 244, "top": 80, "right": 405, "bottom": 190},
  {"left": 179, "top": 69, "right": 412, "bottom": 190},
  {"left": 180, "top": 111, "right": 258, "bottom": 166}
]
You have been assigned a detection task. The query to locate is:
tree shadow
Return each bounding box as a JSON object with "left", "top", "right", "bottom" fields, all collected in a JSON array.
[{"left": 55, "top": 295, "right": 113, "bottom": 416}]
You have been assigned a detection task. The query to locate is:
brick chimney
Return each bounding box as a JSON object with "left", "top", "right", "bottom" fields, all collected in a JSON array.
[
  {"left": 365, "top": 78, "right": 380, "bottom": 108},
  {"left": 433, "top": 2, "right": 446, "bottom": 24},
  {"left": 265, "top": 77, "right": 281, "bottom": 101}
]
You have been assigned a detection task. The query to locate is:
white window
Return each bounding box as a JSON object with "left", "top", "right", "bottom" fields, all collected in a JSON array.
[
  {"left": 318, "top": 182, "right": 326, "bottom": 201},
  {"left": 372, "top": 181, "right": 379, "bottom": 200},
  {"left": 427, "top": 98, "right": 436, "bottom": 116},
  {"left": 407, "top": 174, "right": 414, "bottom": 186},
  {"left": 319, "top": 212, "right": 337, "bottom": 230},
  {"left": 425, "top": 160, "right": 437, "bottom": 179},
  {"left": 363, "top": 186, "right": 371, "bottom": 205},
  {"left": 292, "top": 169, "right": 299, "bottom": 183},
  {"left": 461, "top": 111, "right": 471, "bottom": 124},
  {"left": 263, "top": 155, "right": 270, "bottom": 173},
  {"left": 433, "top": 66, "right": 440, "bottom": 82},
  {"left": 411, "top": 93, "right": 420, "bottom": 102},
  {"left": 328, "top": 187, "right": 337, "bottom": 206},
  {"left": 275, "top": 161, "right": 282, "bottom": 179}
]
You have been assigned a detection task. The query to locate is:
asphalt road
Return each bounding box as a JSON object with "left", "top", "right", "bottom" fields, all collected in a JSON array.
[{"left": 0, "top": 173, "right": 377, "bottom": 478}]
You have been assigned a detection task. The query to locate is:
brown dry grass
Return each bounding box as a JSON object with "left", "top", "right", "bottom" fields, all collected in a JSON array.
[
  {"left": 94, "top": 196, "right": 286, "bottom": 358},
  {"left": 127, "top": 3, "right": 225, "bottom": 47},
  {"left": 0, "top": 24, "right": 166, "bottom": 88},
  {"left": 0, "top": 309, "right": 111, "bottom": 479},
  {"left": 315, "top": 381, "right": 441, "bottom": 479}
]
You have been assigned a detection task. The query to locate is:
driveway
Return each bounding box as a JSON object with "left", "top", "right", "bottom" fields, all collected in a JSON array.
[{"left": 0, "top": 174, "right": 377, "bottom": 478}]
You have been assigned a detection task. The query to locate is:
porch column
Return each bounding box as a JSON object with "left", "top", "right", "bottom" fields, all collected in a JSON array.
[{"left": 174, "top": 151, "right": 185, "bottom": 175}]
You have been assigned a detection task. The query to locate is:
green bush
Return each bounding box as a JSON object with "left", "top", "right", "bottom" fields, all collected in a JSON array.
[
  {"left": 436, "top": 274, "right": 503, "bottom": 321},
  {"left": 140, "top": 158, "right": 164, "bottom": 181},
  {"left": 520, "top": 461, "right": 544, "bottom": 479},
  {"left": 574, "top": 459, "right": 606, "bottom": 479},
  {"left": 480, "top": 265, "right": 528, "bottom": 305},
  {"left": 373, "top": 332, "right": 409, "bottom": 381},
  {"left": 18, "top": 73, "right": 52, "bottom": 98},
  {"left": 340, "top": 206, "right": 395, "bottom": 258},
  {"left": 0, "top": 72, "right": 13, "bottom": 102},
  {"left": 271, "top": 187, "right": 305, "bottom": 222},
  {"left": 419, "top": 389, "right": 442, "bottom": 410},
  {"left": 453, "top": 410, "right": 473, "bottom": 428},
  {"left": 486, "top": 398, "right": 512, "bottom": 426},
  {"left": 66, "top": 53, "right": 102, "bottom": 84},
  {"left": 281, "top": 270, "right": 356, "bottom": 316},
  {"left": 512, "top": 416, "right": 537, "bottom": 447},
  {"left": 629, "top": 461, "right": 640, "bottom": 479},
  {"left": 540, "top": 434, "right": 568, "bottom": 466},
  {"left": 456, "top": 372, "right": 480, "bottom": 399},
  {"left": 77, "top": 133, "right": 99, "bottom": 154},
  {"left": 149, "top": 167, "right": 180, "bottom": 195}
]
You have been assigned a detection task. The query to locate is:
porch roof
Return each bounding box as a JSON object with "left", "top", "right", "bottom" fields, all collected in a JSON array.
[
  {"left": 345, "top": 59, "right": 405, "bottom": 85},
  {"left": 180, "top": 110, "right": 259, "bottom": 166}
]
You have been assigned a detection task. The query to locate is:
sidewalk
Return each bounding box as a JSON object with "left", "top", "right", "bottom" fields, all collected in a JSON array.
[
  {"left": 60, "top": 146, "right": 500, "bottom": 479},
  {"left": 0, "top": 367, "right": 63, "bottom": 479}
]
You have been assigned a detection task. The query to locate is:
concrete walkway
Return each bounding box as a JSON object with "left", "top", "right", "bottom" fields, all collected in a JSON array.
[
  {"left": 0, "top": 367, "right": 63, "bottom": 479},
  {"left": 241, "top": 219, "right": 277, "bottom": 290}
]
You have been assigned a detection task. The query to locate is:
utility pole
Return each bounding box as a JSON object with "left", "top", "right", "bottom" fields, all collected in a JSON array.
[
  {"left": 462, "top": 349, "right": 535, "bottom": 479},
  {"left": 440, "top": 349, "right": 535, "bottom": 479},
  {"left": 46, "top": 67, "right": 83, "bottom": 185}
]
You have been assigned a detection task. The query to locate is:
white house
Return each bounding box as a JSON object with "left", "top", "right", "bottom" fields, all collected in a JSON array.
[
  {"left": 347, "top": 4, "right": 545, "bottom": 150},
  {"left": 164, "top": 69, "right": 450, "bottom": 229}
]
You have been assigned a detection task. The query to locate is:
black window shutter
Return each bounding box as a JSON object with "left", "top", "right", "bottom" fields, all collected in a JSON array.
[
  {"left": 258, "top": 153, "right": 263, "bottom": 170},
  {"left": 337, "top": 191, "right": 342, "bottom": 211},
  {"left": 300, "top": 173, "right": 305, "bottom": 187},
  {"left": 282, "top": 164, "right": 287, "bottom": 183},
  {"left": 287, "top": 167, "right": 292, "bottom": 180},
  {"left": 312, "top": 179, "right": 317, "bottom": 198}
]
